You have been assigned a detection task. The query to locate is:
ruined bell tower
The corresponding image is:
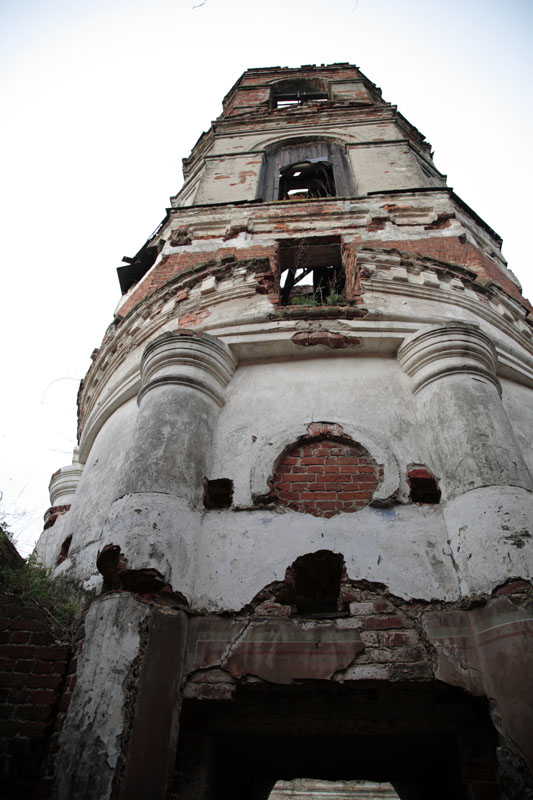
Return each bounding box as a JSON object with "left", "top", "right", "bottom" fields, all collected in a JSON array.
[{"left": 35, "top": 64, "right": 533, "bottom": 799}]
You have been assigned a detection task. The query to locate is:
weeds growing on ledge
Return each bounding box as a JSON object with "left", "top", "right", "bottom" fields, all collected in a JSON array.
[{"left": 0, "top": 525, "right": 79, "bottom": 635}]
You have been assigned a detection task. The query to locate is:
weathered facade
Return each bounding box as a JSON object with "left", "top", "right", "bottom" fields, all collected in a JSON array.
[{"left": 32, "top": 64, "right": 533, "bottom": 798}]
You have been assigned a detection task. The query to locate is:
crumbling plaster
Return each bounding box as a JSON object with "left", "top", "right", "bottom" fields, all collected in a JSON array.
[
  {"left": 50, "top": 593, "right": 151, "bottom": 800},
  {"left": 35, "top": 235, "right": 533, "bottom": 605},
  {"left": 36, "top": 334, "right": 533, "bottom": 611}
]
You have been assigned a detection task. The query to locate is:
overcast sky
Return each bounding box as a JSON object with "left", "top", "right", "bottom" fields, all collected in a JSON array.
[{"left": 1, "top": 0, "right": 532, "bottom": 556}]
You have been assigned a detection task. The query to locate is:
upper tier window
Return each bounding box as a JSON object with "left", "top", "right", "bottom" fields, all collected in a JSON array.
[
  {"left": 279, "top": 160, "right": 335, "bottom": 200},
  {"left": 258, "top": 140, "right": 356, "bottom": 202},
  {"left": 271, "top": 78, "right": 329, "bottom": 109}
]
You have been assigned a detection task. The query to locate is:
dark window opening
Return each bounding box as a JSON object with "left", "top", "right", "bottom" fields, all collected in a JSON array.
[
  {"left": 292, "top": 551, "right": 343, "bottom": 615},
  {"left": 271, "top": 79, "right": 329, "bottom": 109},
  {"left": 279, "top": 237, "right": 344, "bottom": 306},
  {"left": 258, "top": 140, "right": 356, "bottom": 203},
  {"left": 279, "top": 160, "right": 336, "bottom": 201},
  {"left": 203, "top": 478, "right": 234, "bottom": 509},
  {"left": 274, "top": 91, "right": 329, "bottom": 108},
  {"left": 56, "top": 535, "right": 72, "bottom": 565},
  {"left": 408, "top": 468, "right": 441, "bottom": 504}
]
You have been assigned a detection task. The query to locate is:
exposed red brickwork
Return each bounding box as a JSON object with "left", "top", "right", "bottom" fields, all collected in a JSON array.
[
  {"left": 339, "top": 583, "right": 431, "bottom": 681},
  {"left": 0, "top": 594, "right": 70, "bottom": 800},
  {"left": 119, "top": 244, "right": 277, "bottom": 318},
  {"left": 273, "top": 431, "right": 380, "bottom": 517},
  {"left": 245, "top": 574, "right": 533, "bottom": 690},
  {"left": 362, "top": 237, "right": 530, "bottom": 308},
  {"left": 291, "top": 331, "right": 361, "bottom": 348},
  {"left": 43, "top": 505, "right": 71, "bottom": 531},
  {"left": 342, "top": 239, "right": 359, "bottom": 298}
]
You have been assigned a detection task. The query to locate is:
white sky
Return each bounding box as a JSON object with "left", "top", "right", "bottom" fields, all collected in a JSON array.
[{"left": 1, "top": 0, "right": 532, "bottom": 555}]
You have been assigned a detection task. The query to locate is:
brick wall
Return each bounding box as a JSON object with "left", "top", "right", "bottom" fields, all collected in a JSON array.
[
  {"left": 34, "top": 619, "right": 83, "bottom": 799},
  {"left": 119, "top": 244, "right": 277, "bottom": 318},
  {"left": 272, "top": 427, "right": 381, "bottom": 517},
  {"left": 0, "top": 594, "right": 70, "bottom": 800},
  {"left": 362, "top": 236, "right": 530, "bottom": 308}
]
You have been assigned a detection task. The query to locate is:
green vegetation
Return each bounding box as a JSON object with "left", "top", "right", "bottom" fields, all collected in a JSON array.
[
  {"left": 326, "top": 292, "right": 345, "bottom": 306},
  {"left": 290, "top": 292, "right": 347, "bottom": 307},
  {"left": 0, "top": 521, "right": 78, "bottom": 634}
]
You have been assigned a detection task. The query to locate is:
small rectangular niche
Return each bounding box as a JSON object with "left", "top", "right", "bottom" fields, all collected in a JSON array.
[
  {"left": 203, "top": 478, "right": 234, "bottom": 509},
  {"left": 408, "top": 467, "right": 441, "bottom": 504},
  {"left": 278, "top": 236, "right": 344, "bottom": 306}
]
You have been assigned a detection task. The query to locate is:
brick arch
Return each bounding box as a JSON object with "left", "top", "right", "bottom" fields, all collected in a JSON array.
[{"left": 271, "top": 423, "right": 382, "bottom": 517}]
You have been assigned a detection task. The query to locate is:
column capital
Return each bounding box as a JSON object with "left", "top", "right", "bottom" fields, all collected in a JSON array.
[
  {"left": 139, "top": 330, "right": 238, "bottom": 406},
  {"left": 397, "top": 323, "right": 500, "bottom": 394},
  {"left": 49, "top": 449, "right": 84, "bottom": 506}
]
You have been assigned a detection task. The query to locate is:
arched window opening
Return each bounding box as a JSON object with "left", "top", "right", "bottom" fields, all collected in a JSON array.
[
  {"left": 279, "top": 236, "right": 344, "bottom": 306},
  {"left": 279, "top": 160, "right": 336, "bottom": 201},
  {"left": 258, "top": 140, "right": 356, "bottom": 202}
]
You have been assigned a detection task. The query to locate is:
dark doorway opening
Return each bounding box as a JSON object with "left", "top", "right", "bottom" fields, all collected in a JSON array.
[{"left": 169, "top": 681, "right": 501, "bottom": 800}]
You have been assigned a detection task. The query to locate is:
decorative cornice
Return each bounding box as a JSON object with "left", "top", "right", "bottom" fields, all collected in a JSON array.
[
  {"left": 397, "top": 323, "right": 501, "bottom": 394},
  {"left": 138, "top": 331, "right": 238, "bottom": 407}
]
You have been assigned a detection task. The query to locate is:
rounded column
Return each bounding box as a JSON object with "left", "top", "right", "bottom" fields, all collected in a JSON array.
[
  {"left": 100, "top": 331, "right": 237, "bottom": 594},
  {"left": 398, "top": 323, "right": 531, "bottom": 498},
  {"left": 119, "top": 330, "right": 237, "bottom": 500}
]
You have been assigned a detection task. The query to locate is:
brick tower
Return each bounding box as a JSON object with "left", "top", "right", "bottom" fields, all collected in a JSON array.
[{"left": 35, "top": 64, "right": 533, "bottom": 799}]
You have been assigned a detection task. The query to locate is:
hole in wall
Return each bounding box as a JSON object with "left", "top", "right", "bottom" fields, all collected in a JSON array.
[
  {"left": 291, "top": 551, "right": 343, "bottom": 615},
  {"left": 203, "top": 478, "right": 234, "bottom": 509},
  {"left": 407, "top": 468, "right": 441, "bottom": 504},
  {"left": 271, "top": 78, "right": 329, "bottom": 109},
  {"left": 56, "top": 535, "right": 72, "bottom": 566}
]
